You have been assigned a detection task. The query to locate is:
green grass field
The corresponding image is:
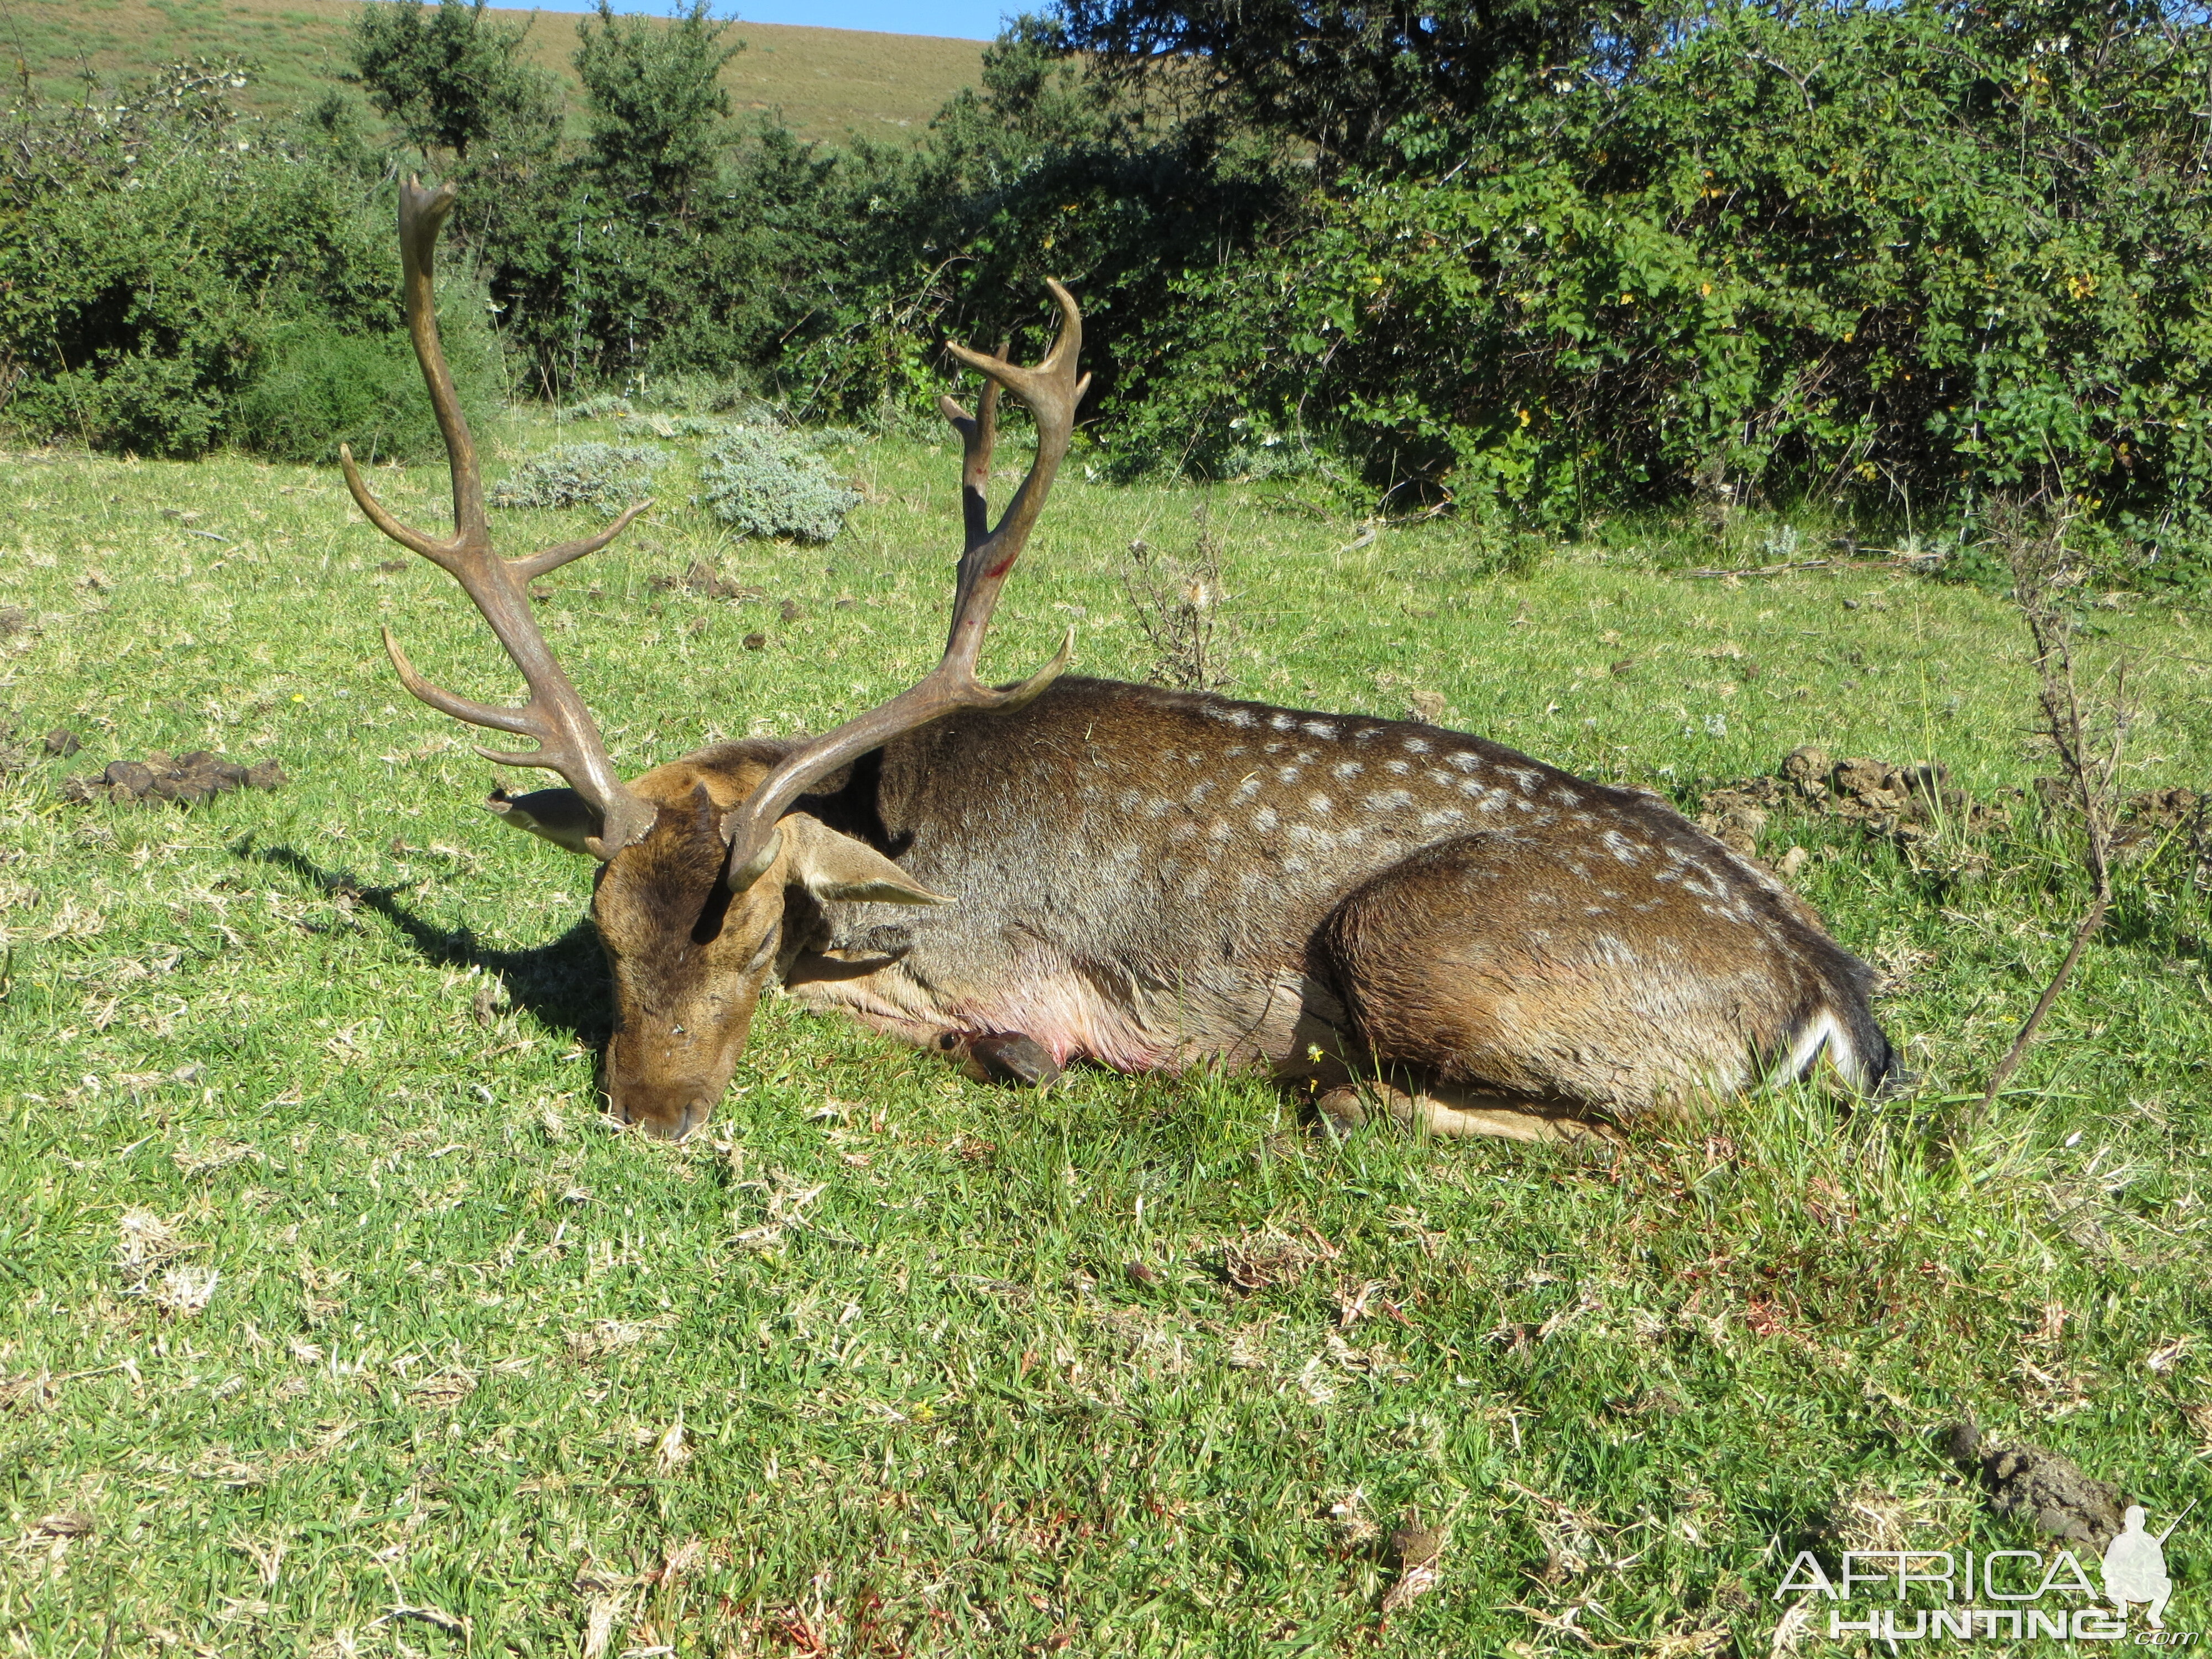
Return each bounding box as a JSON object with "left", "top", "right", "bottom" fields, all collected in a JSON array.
[
  {"left": 1, "top": 410, "right": 2209, "bottom": 1654},
  {"left": 1, "top": 0, "right": 984, "bottom": 143}
]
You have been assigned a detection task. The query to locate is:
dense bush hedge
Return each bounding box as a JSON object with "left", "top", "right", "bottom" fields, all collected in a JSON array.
[
  {"left": 0, "top": 65, "right": 497, "bottom": 459},
  {"left": 7, "top": 1, "right": 2211, "bottom": 580},
  {"left": 1086, "top": 1, "right": 2212, "bottom": 573}
]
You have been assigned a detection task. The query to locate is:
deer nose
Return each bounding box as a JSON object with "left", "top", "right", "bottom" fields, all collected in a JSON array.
[{"left": 622, "top": 1099, "right": 711, "bottom": 1141}]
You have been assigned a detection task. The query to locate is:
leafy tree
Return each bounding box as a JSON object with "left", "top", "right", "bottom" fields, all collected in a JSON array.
[
  {"left": 1089, "top": 0, "right": 2212, "bottom": 569},
  {"left": 572, "top": 0, "right": 742, "bottom": 218},
  {"left": 348, "top": 0, "right": 562, "bottom": 162},
  {"left": 974, "top": 13, "right": 1110, "bottom": 147},
  {"left": 1050, "top": 0, "right": 1663, "bottom": 169}
]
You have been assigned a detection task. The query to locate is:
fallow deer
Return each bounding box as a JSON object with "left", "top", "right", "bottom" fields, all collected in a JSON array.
[{"left": 347, "top": 180, "right": 1896, "bottom": 1144}]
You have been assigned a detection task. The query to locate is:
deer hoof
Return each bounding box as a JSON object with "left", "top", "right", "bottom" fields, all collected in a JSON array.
[
  {"left": 1314, "top": 1087, "right": 1370, "bottom": 1136},
  {"left": 959, "top": 1034, "right": 1062, "bottom": 1088}
]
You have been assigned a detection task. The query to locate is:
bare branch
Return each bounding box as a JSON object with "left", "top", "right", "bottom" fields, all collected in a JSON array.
[{"left": 1971, "top": 495, "right": 2132, "bottom": 1116}]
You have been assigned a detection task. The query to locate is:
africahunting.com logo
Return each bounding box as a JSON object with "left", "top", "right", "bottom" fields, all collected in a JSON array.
[{"left": 1771, "top": 1503, "right": 2195, "bottom": 1645}]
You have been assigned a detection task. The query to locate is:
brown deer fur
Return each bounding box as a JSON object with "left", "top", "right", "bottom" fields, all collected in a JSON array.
[{"left": 512, "top": 677, "right": 1894, "bottom": 1140}]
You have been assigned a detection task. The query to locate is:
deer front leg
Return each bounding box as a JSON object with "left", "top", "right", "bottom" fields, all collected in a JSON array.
[{"left": 1316, "top": 1080, "right": 1621, "bottom": 1146}]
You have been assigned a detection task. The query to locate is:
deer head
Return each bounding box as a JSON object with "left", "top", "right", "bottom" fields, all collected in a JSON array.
[{"left": 349, "top": 179, "right": 1083, "bottom": 1137}]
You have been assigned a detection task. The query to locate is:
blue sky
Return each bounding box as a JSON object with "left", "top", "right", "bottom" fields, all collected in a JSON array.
[{"left": 519, "top": 0, "right": 1014, "bottom": 41}]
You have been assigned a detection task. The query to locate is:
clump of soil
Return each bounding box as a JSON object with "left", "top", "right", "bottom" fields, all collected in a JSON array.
[
  {"left": 1, "top": 725, "right": 83, "bottom": 774},
  {"left": 2105, "top": 785, "right": 2206, "bottom": 866},
  {"left": 1698, "top": 746, "right": 2016, "bottom": 861},
  {"left": 1698, "top": 748, "right": 2203, "bottom": 877},
  {"left": 649, "top": 561, "right": 768, "bottom": 602},
  {"left": 1942, "top": 1421, "right": 2126, "bottom": 1550},
  {"left": 2120, "top": 785, "right": 2204, "bottom": 827},
  {"left": 60, "top": 750, "right": 287, "bottom": 807}
]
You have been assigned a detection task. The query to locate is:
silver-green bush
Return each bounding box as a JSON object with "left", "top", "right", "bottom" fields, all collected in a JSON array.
[
  {"left": 695, "top": 427, "right": 859, "bottom": 542},
  {"left": 489, "top": 443, "right": 667, "bottom": 513}
]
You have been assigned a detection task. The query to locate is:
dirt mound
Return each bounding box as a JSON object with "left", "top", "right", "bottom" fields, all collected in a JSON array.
[
  {"left": 648, "top": 561, "right": 768, "bottom": 602},
  {"left": 0, "top": 716, "right": 74, "bottom": 775},
  {"left": 60, "top": 750, "right": 287, "bottom": 807},
  {"left": 1942, "top": 1421, "right": 2126, "bottom": 1550},
  {"left": 1700, "top": 748, "right": 2203, "bottom": 877},
  {"left": 1698, "top": 745, "right": 2016, "bottom": 863},
  {"left": 2107, "top": 785, "right": 2207, "bottom": 866}
]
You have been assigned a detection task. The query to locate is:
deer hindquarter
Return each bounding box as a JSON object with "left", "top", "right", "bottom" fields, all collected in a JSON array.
[{"left": 778, "top": 677, "right": 1895, "bottom": 1121}]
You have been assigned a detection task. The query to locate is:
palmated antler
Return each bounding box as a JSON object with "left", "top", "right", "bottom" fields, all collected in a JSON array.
[
  {"left": 721, "top": 284, "right": 1091, "bottom": 889},
  {"left": 343, "top": 178, "right": 655, "bottom": 860}
]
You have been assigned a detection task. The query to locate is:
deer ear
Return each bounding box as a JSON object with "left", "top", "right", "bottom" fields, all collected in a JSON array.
[
  {"left": 487, "top": 787, "right": 608, "bottom": 858},
  {"left": 775, "top": 813, "right": 954, "bottom": 906}
]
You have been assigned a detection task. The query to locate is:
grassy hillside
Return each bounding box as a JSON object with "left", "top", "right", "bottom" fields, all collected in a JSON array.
[
  {"left": 0, "top": 413, "right": 2207, "bottom": 1653},
  {"left": 1, "top": 0, "right": 985, "bottom": 142}
]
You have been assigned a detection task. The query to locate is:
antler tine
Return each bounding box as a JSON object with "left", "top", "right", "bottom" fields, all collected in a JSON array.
[
  {"left": 940, "top": 281, "right": 1089, "bottom": 678},
  {"left": 936, "top": 335, "right": 1005, "bottom": 553},
  {"left": 347, "top": 176, "right": 656, "bottom": 860},
  {"left": 720, "top": 287, "right": 1087, "bottom": 890},
  {"left": 515, "top": 498, "right": 655, "bottom": 582}
]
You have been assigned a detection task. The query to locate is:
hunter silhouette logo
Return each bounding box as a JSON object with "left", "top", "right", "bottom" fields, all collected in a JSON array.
[{"left": 2106, "top": 1503, "right": 2194, "bottom": 1631}]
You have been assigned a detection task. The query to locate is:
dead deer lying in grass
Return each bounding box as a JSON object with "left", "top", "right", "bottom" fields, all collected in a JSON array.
[{"left": 348, "top": 180, "right": 1896, "bottom": 1142}]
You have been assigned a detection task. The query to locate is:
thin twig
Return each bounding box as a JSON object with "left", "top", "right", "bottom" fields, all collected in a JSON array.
[
  {"left": 1978, "top": 895, "right": 2108, "bottom": 1108},
  {"left": 1969, "top": 495, "right": 2130, "bottom": 1119}
]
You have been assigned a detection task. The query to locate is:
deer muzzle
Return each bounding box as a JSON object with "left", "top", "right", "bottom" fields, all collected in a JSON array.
[{"left": 602, "top": 1014, "right": 750, "bottom": 1140}]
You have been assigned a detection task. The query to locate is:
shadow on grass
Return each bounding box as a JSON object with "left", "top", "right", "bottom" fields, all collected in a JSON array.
[{"left": 236, "top": 836, "right": 613, "bottom": 1048}]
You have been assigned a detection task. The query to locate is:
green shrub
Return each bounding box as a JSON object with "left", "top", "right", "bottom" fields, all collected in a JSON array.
[
  {"left": 0, "top": 64, "right": 420, "bottom": 458},
  {"left": 695, "top": 427, "right": 859, "bottom": 541},
  {"left": 557, "top": 394, "right": 635, "bottom": 420},
  {"left": 17, "top": 349, "right": 236, "bottom": 460},
  {"left": 233, "top": 307, "right": 500, "bottom": 463},
  {"left": 491, "top": 443, "right": 668, "bottom": 513},
  {"left": 1086, "top": 2, "right": 2212, "bottom": 575}
]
